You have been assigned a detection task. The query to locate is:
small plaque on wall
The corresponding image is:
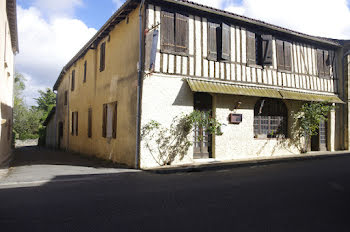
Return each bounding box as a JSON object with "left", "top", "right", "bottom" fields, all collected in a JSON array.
[{"left": 229, "top": 113, "right": 242, "bottom": 124}]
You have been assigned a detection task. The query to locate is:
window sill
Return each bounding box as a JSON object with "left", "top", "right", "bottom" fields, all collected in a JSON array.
[
  {"left": 160, "top": 50, "right": 189, "bottom": 57},
  {"left": 277, "top": 69, "right": 292, "bottom": 74}
]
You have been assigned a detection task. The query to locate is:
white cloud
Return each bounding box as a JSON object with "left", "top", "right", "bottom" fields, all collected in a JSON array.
[
  {"left": 113, "top": 0, "right": 126, "bottom": 9},
  {"left": 190, "top": 0, "right": 223, "bottom": 8},
  {"left": 15, "top": 5, "right": 97, "bottom": 106},
  {"left": 33, "top": 0, "right": 83, "bottom": 18},
  {"left": 224, "top": 0, "right": 350, "bottom": 39}
]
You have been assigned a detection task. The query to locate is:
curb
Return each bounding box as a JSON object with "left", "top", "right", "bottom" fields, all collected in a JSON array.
[{"left": 146, "top": 152, "right": 350, "bottom": 174}]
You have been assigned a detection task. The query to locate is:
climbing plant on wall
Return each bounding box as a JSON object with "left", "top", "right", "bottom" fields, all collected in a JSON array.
[{"left": 141, "top": 110, "right": 222, "bottom": 166}]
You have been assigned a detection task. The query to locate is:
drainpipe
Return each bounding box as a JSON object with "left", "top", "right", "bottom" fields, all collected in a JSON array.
[
  {"left": 342, "top": 50, "right": 350, "bottom": 150},
  {"left": 135, "top": 0, "right": 146, "bottom": 169}
]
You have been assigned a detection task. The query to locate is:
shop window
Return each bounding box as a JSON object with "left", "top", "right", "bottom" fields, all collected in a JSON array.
[{"left": 254, "top": 98, "right": 287, "bottom": 138}]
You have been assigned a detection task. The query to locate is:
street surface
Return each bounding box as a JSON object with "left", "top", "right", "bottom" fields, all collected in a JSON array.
[{"left": 0, "top": 147, "right": 350, "bottom": 231}]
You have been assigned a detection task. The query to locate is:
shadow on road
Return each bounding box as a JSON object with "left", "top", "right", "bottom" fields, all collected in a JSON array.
[{"left": 11, "top": 146, "right": 129, "bottom": 169}]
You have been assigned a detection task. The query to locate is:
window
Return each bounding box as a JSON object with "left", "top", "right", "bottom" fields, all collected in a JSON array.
[
  {"left": 64, "top": 91, "right": 68, "bottom": 106},
  {"left": 71, "top": 111, "right": 78, "bottom": 136},
  {"left": 276, "top": 40, "right": 292, "bottom": 71},
  {"left": 102, "top": 102, "right": 117, "bottom": 139},
  {"left": 317, "top": 49, "right": 332, "bottom": 78},
  {"left": 207, "top": 22, "right": 230, "bottom": 61},
  {"left": 100, "top": 42, "right": 106, "bottom": 72},
  {"left": 58, "top": 122, "right": 63, "bottom": 137},
  {"left": 254, "top": 98, "right": 287, "bottom": 138},
  {"left": 71, "top": 70, "right": 75, "bottom": 91},
  {"left": 160, "top": 11, "right": 189, "bottom": 55},
  {"left": 247, "top": 32, "right": 273, "bottom": 66},
  {"left": 83, "top": 60, "right": 87, "bottom": 82},
  {"left": 88, "top": 108, "right": 92, "bottom": 138}
]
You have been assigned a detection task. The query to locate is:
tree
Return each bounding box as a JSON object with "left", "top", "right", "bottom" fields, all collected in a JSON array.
[
  {"left": 34, "top": 88, "right": 56, "bottom": 113},
  {"left": 294, "top": 102, "right": 335, "bottom": 152}
]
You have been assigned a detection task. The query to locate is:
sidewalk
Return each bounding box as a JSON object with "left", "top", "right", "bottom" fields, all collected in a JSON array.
[{"left": 146, "top": 150, "right": 350, "bottom": 174}]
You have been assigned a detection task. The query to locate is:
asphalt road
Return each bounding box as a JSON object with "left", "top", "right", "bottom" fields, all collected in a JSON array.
[{"left": 1, "top": 154, "right": 350, "bottom": 231}]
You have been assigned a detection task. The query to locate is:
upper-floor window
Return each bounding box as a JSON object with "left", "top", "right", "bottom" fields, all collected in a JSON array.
[
  {"left": 247, "top": 31, "right": 273, "bottom": 66},
  {"left": 254, "top": 98, "right": 287, "bottom": 138},
  {"left": 317, "top": 49, "right": 332, "bottom": 78},
  {"left": 71, "top": 70, "right": 75, "bottom": 91},
  {"left": 102, "top": 102, "right": 117, "bottom": 139},
  {"left": 276, "top": 40, "right": 292, "bottom": 72},
  {"left": 160, "top": 11, "right": 189, "bottom": 55},
  {"left": 83, "top": 60, "right": 87, "bottom": 82},
  {"left": 64, "top": 91, "right": 68, "bottom": 106},
  {"left": 100, "top": 42, "right": 106, "bottom": 72},
  {"left": 207, "top": 22, "right": 230, "bottom": 61}
]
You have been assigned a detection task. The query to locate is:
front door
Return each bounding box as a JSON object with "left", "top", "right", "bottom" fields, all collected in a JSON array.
[
  {"left": 193, "top": 93, "right": 212, "bottom": 159},
  {"left": 311, "top": 120, "right": 328, "bottom": 151}
]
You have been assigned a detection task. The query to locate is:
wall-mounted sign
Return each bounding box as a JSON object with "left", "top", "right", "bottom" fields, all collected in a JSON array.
[{"left": 229, "top": 113, "right": 242, "bottom": 124}]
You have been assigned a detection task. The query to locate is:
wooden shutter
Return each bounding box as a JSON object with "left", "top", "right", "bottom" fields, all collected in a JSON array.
[
  {"left": 324, "top": 50, "right": 330, "bottom": 76},
  {"left": 100, "top": 42, "right": 106, "bottom": 72},
  {"left": 160, "top": 11, "right": 175, "bottom": 53},
  {"left": 284, "top": 41, "right": 292, "bottom": 71},
  {"left": 207, "top": 22, "right": 218, "bottom": 61},
  {"left": 112, "top": 102, "right": 117, "bottom": 139},
  {"left": 145, "top": 30, "right": 159, "bottom": 71},
  {"left": 102, "top": 104, "right": 107, "bottom": 137},
  {"left": 71, "top": 70, "right": 75, "bottom": 91},
  {"left": 71, "top": 112, "right": 74, "bottom": 135},
  {"left": 75, "top": 112, "right": 78, "bottom": 136},
  {"left": 83, "top": 61, "right": 87, "bottom": 82},
  {"left": 246, "top": 31, "right": 256, "bottom": 65},
  {"left": 88, "top": 108, "right": 92, "bottom": 138},
  {"left": 317, "top": 49, "right": 324, "bottom": 77},
  {"left": 175, "top": 13, "right": 189, "bottom": 54},
  {"left": 276, "top": 40, "right": 284, "bottom": 70},
  {"left": 221, "top": 23, "right": 230, "bottom": 60},
  {"left": 261, "top": 35, "right": 273, "bottom": 65}
]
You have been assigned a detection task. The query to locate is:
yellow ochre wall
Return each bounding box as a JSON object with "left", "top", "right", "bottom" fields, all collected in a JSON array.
[{"left": 56, "top": 7, "right": 140, "bottom": 167}]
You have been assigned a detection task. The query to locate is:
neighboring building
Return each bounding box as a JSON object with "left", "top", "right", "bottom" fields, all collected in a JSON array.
[
  {"left": 53, "top": 0, "right": 349, "bottom": 169},
  {"left": 43, "top": 107, "right": 56, "bottom": 148},
  {"left": 0, "top": 0, "right": 18, "bottom": 167}
]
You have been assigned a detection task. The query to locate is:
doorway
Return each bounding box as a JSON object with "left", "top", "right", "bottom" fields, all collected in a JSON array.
[
  {"left": 311, "top": 120, "right": 328, "bottom": 151},
  {"left": 193, "top": 93, "right": 213, "bottom": 159}
]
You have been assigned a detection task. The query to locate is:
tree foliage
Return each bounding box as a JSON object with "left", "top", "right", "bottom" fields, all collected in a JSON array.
[
  {"left": 12, "top": 73, "right": 56, "bottom": 141},
  {"left": 294, "top": 102, "right": 335, "bottom": 152}
]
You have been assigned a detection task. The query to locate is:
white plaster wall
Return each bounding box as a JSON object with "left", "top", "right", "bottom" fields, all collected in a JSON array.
[{"left": 140, "top": 74, "right": 194, "bottom": 168}]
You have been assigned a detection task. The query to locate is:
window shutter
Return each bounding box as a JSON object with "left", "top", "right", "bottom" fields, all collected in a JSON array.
[
  {"left": 246, "top": 31, "right": 256, "bottom": 65},
  {"left": 71, "top": 112, "right": 74, "bottom": 135},
  {"left": 102, "top": 104, "right": 107, "bottom": 138},
  {"left": 276, "top": 40, "right": 284, "bottom": 70},
  {"left": 160, "top": 11, "right": 175, "bottom": 53},
  {"left": 221, "top": 23, "right": 230, "bottom": 60},
  {"left": 83, "top": 61, "right": 87, "bottom": 82},
  {"left": 100, "top": 42, "right": 106, "bottom": 72},
  {"left": 88, "top": 108, "right": 92, "bottom": 138},
  {"left": 112, "top": 103, "right": 117, "bottom": 139},
  {"left": 76, "top": 112, "right": 78, "bottom": 136},
  {"left": 317, "top": 49, "right": 324, "bottom": 77},
  {"left": 145, "top": 30, "right": 159, "bottom": 71},
  {"left": 324, "top": 50, "right": 330, "bottom": 76},
  {"left": 261, "top": 35, "right": 273, "bottom": 65},
  {"left": 175, "top": 13, "right": 189, "bottom": 54},
  {"left": 284, "top": 41, "right": 292, "bottom": 71},
  {"left": 71, "top": 70, "right": 75, "bottom": 91},
  {"left": 207, "top": 22, "right": 218, "bottom": 61}
]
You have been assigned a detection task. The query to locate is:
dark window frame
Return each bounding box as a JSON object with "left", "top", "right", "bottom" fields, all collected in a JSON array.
[
  {"left": 253, "top": 98, "right": 288, "bottom": 139},
  {"left": 83, "top": 60, "right": 87, "bottom": 83},
  {"left": 71, "top": 70, "right": 75, "bottom": 91},
  {"left": 64, "top": 91, "right": 68, "bottom": 106},
  {"left": 247, "top": 31, "right": 273, "bottom": 67},
  {"left": 100, "top": 42, "right": 106, "bottom": 72}
]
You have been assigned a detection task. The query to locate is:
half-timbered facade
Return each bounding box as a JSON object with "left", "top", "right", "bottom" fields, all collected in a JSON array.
[{"left": 53, "top": 0, "right": 349, "bottom": 169}]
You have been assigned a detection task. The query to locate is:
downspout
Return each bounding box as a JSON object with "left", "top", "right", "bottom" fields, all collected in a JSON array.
[
  {"left": 136, "top": 0, "right": 146, "bottom": 169},
  {"left": 342, "top": 50, "right": 350, "bottom": 150}
]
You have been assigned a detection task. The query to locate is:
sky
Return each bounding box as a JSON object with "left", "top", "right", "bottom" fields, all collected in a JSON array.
[{"left": 15, "top": 0, "right": 350, "bottom": 105}]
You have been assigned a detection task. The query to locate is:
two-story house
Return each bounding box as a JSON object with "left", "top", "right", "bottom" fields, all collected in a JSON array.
[
  {"left": 0, "top": 0, "right": 18, "bottom": 167},
  {"left": 53, "top": 0, "right": 349, "bottom": 169}
]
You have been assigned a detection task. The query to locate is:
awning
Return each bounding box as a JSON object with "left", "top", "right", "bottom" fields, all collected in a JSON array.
[
  {"left": 187, "top": 79, "right": 282, "bottom": 99},
  {"left": 186, "top": 79, "right": 344, "bottom": 104},
  {"left": 279, "top": 90, "right": 343, "bottom": 104}
]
